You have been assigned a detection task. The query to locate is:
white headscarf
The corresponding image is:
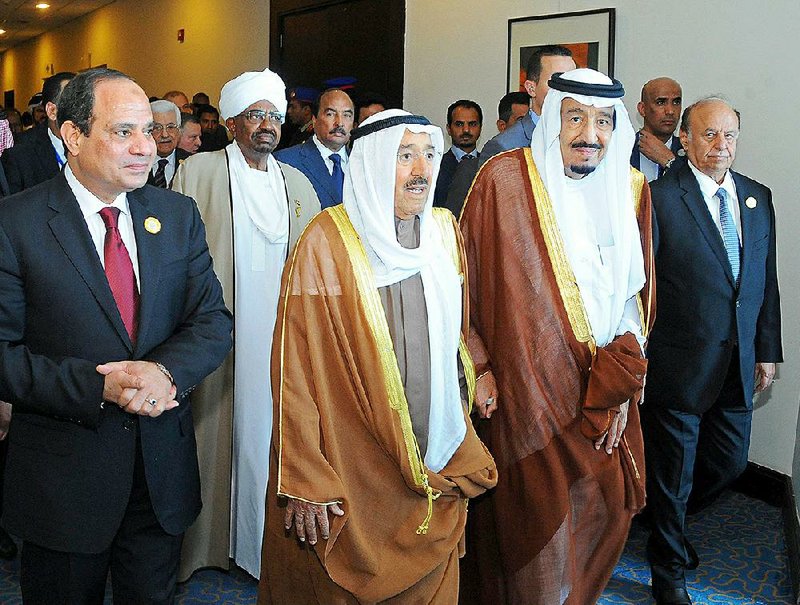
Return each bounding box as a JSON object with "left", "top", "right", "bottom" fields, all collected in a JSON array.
[
  {"left": 531, "top": 68, "right": 645, "bottom": 346},
  {"left": 344, "top": 109, "right": 465, "bottom": 472},
  {"left": 219, "top": 67, "right": 287, "bottom": 121}
]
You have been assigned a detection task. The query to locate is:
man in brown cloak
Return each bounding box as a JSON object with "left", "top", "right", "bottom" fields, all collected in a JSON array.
[
  {"left": 258, "top": 110, "right": 497, "bottom": 604},
  {"left": 460, "top": 69, "right": 655, "bottom": 605}
]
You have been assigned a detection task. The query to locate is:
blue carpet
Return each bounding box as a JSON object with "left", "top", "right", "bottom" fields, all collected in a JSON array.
[{"left": 0, "top": 490, "right": 792, "bottom": 603}]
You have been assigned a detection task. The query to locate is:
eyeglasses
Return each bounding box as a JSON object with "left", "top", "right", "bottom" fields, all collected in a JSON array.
[
  {"left": 151, "top": 124, "right": 179, "bottom": 135},
  {"left": 237, "top": 110, "right": 283, "bottom": 125},
  {"left": 396, "top": 150, "right": 438, "bottom": 166}
]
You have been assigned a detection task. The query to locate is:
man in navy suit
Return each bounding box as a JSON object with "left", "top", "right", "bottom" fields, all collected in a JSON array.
[
  {"left": 480, "top": 45, "right": 575, "bottom": 163},
  {"left": 631, "top": 77, "right": 684, "bottom": 181},
  {"left": 643, "top": 97, "right": 782, "bottom": 605},
  {"left": 275, "top": 88, "right": 354, "bottom": 209},
  {"left": 0, "top": 67, "right": 232, "bottom": 604},
  {"left": 433, "top": 99, "right": 482, "bottom": 207},
  {"left": 2, "top": 71, "right": 74, "bottom": 195}
]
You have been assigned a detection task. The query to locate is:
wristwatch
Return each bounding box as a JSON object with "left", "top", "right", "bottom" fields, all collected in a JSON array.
[{"left": 664, "top": 157, "right": 676, "bottom": 170}]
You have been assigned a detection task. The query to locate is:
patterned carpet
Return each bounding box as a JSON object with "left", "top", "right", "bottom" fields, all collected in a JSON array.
[{"left": 0, "top": 489, "right": 792, "bottom": 604}]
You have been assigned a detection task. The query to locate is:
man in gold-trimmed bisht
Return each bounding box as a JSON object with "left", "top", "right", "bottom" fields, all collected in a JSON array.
[
  {"left": 459, "top": 69, "right": 655, "bottom": 605},
  {"left": 258, "top": 109, "right": 497, "bottom": 604}
]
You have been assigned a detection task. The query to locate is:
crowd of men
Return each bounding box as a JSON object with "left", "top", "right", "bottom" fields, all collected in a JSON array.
[{"left": 0, "top": 42, "right": 782, "bottom": 605}]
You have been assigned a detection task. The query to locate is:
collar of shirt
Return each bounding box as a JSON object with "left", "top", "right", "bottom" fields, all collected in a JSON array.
[
  {"left": 47, "top": 126, "right": 66, "bottom": 167},
  {"left": 151, "top": 150, "right": 176, "bottom": 175},
  {"left": 312, "top": 134, "right": 348, "bottom": 175},
  {"left": 450, "top": 145, "right": 477, "bottom": 162},
  {"left": 688, "top": 160, "right": 741, "bottom": 241},
  {"left": 64, "top": 164, "right": 141, "bottom": 284},
  {"left": 530, "top": 109, "right": 540, "bottom": 127}
]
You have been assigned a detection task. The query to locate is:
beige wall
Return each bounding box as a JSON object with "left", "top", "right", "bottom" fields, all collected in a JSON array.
[
  {"left": 0, "top": 0, "right": 270, "bottom": 109},
  {"left": 406, "top": 0, "right": 800, "bottom": 475}
]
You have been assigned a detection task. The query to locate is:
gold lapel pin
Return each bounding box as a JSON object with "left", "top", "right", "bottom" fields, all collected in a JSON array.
[
  {"left": 144, "top": 217, "right": 162, "bottom": 234},
  {"left": 294, "top": 199, "right": 302, "bottom": 218},
  {"left": 745, "top": 197, "right": 757, "bottom": 209}
]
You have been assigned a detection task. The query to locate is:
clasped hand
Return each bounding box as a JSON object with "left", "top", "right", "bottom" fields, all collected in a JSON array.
[{"left": 97, "top": 360, "right": 177, "bottom": 418}]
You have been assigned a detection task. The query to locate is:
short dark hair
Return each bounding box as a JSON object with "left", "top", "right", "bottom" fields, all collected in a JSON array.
[
  {"left": 447, "top": 99, "right": 483, "bottom": 126},
  {"left": 181, "top": 113, "right": 200, "bottom": 128},
  {"left": 314, "top": 88, "right": 353, "bottom": 117},
  {"left": 525, "top": 45, "right": 573, "bottom": 82},
  {"left": 680, "top": 96, "right": 741, "bottom": 135},
  {"left": 195, "top": 103, "right": 219, "bottom": 119},
  {"left": 193, "top": 92, "right": 210, "bottom": 105},
  {"left": 498, "top": 91, "right": 530, "bottom": 122},
  {"left": 42, "top": 72, "right": 75, "bottom": 107},
  {"left": 57, "top": 67, "right": 133, "bottom": 135}
]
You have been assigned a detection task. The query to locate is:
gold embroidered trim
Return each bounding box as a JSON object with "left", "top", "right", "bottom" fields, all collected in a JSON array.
[
  {"left": 431, "top": 208, "right": 476, "bottom": 411},
  {"left": 524, "top": 148, "right": 596, "bottom": 355},
  {"left": 328, "top": 204, "right": 440, "bottom": 534},
  {"left": 629, "top": 168, "right": 653, "bottom": 338}
]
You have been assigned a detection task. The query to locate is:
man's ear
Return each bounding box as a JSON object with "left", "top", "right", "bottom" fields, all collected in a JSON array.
[
  {"left": 45, "top": 101, "right": 58, "bottom": 124},
  {"left": 678, "top": 129, "right": 689, "bottom": 151},
  {"left": 637, "top": 101, "right": 646, "bottom": 119},
  {"left": 523, "top": 80, "right": 536, "bottom": 99},
  {"left": 60, "top": 121, "right": 82, "bottom": 156},
  {"left": 225, "top": 117, "right": 237, "bottom": 137},
  {"left": 496, "top": 119, "right": 506, "bottom": 132}
]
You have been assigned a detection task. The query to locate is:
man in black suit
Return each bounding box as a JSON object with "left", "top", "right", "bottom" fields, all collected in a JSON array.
[
  {"left": 2, "top": 71, "right": 74, "bottom": 194},
  {"left": 433, "top": 99, "right": 482, "bottom": 207},
  {"left": 147, "top": 99, "right": 189, "bottom": 188},
  {"left": 643, "top": 97, "right": 782, "bottom": 605},
  {"left": 0, "top": 67, "right": 232, "bottom": 604},
  {"left": 631, "top": 77, "right": 684, "bottom": 182}
]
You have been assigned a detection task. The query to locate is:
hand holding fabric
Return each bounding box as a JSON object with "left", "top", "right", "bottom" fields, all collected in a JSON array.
[
  {"left": 284, "top": 498, "right": 344, "bottom": 545},
  {"left": 594, "top": 400, "right": 629, "bottom": 454},
  {"left": 475, "top": 370, "right": 498, "bottom": 418}
]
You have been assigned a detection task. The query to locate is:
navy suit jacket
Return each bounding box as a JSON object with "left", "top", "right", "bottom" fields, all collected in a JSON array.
[
  {"left": 629, "top": 132, "right": 685, "bottom": 178},
  {"left": 645, "top": 162, "right": 782, "bottom": 414},
  {"left": 1, "top": 124, "right": 61, "bottom": 194},
  {"left": 479, "top": 111, "right": 536, "bottom": 165},
  {"left": 433, "top": 149, "right": 459, "bottom": 206},
  {"left": 0, "top": 175, "right": 233, "bottom": 553},
  {"left": 275, "top": 137, "right": 343, "bottom": 209}
]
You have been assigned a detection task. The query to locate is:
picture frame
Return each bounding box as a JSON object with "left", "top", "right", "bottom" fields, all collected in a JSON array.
[{"left": 507, "top": 8, "right": 616, "bottom": 92}]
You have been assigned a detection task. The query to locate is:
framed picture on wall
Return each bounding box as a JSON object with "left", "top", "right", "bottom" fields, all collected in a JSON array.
[{"left": 507, "top": 8, "right": 615, "bottom": 92}]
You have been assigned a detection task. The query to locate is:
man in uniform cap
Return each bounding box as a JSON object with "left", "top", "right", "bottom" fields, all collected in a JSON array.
[
  {"left": 280, "top": 86, "right": 318, "bottom": 150},
  {"left": 258, "top": 109, "right": 496, "bottom": 604},
  {"left": 172, "top": 67, "right": 321, "bottom": 581},
  {"left": 460, "top": 68, "right": 654, "bottom": 604}
]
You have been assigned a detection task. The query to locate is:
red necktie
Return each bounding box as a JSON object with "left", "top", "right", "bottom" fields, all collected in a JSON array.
[{"left": 99, "top": 206, "right": 139, "bottom": 343}]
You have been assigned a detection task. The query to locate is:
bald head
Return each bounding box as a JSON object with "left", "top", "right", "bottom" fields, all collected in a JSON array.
[{"left": 637, "top": 77, "right": 682, "bottom": 141}]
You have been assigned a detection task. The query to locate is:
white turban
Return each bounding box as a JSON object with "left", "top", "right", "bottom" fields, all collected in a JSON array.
[
  {"left": 219, "top": 67, "right": 287, "bottom": 122},
  {"left": 531, "top": 68, "right": 644, "bottom": 347},
  {"left": 344, "top": 109, "right": 466, "bottom": 473}
]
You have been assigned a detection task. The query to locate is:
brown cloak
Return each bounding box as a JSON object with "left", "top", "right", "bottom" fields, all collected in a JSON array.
[
  {"left": 258, "top": 206, "right": 497, "bottom": 604},
  {"left": 459, "top": 148, "right": 654, "bottom": 605}
]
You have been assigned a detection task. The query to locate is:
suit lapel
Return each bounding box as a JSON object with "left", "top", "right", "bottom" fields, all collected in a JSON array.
[
  {"left": 676, "top": 164, "right": 736, "bottom": 287},
  {"left": 47, "top": 176, "right": 133, "bottom": 351},
  {"left": 302, "top": 139, "right": 338, "bottom": 203},
  {"left": 127, "top": 188, "right": 162, "bottom": 354},
  {"left": 732, "top": 171, "right": 756, "bottom": 286}
]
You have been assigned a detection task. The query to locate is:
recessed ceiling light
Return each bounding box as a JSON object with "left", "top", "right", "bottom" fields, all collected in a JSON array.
[
  {"left": 0, "top": 29, "right": 6, "bottom": 35},
  {"left": 35, "top": 3, "right": 50, "bottom": 9}
]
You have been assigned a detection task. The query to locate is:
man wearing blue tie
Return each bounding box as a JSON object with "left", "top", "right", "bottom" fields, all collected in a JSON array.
[
  {"left": 275, "top": 88, "right": 354, "bottom": 209},
  {"left": 643, "top": 97, "right": 782, "bottom": 605}
]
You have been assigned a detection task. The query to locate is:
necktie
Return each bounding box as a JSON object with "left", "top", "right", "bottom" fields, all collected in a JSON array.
[
  {"left": 330, "top": 153, "right": 345, "bottom": 199},
  {"left": 716, "top": 187, "right": 740, "bottom": 286},
  {"left": 153, "top": 158, "right": 168, "bottom": 188},
  {"left": 99, "top": 207, "right": 139, "bottom": 343}
]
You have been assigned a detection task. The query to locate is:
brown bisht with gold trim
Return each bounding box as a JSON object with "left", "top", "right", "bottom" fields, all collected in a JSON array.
[
  {"left": 258, "top": 205, "right": 497, "bottom": 604},
  {"left": 459, "top": 148, "right": 655, "bottom": 605}
]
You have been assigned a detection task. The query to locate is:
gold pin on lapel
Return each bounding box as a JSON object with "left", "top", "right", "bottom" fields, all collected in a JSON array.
[
  {"left": 144, "top": 217, "right": 162, "bottom": 234},
  {"left": 294, "top": 199, "right": 302, "bottom": 218},
  {"left": 745, "top": 197, "right": 757, "bottom": 209}
]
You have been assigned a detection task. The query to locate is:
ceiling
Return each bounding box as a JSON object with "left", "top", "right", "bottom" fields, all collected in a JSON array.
[{"left": 0, "top": 0, "right": 115, "bottom": 53}]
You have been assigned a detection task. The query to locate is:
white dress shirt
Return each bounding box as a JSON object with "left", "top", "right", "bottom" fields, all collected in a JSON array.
[
  {"left": 64, "top": 164, "right": 141, "bottom": 288},
  {"left": 150, "top": 150, "right": 177, "bottom": 185},
  {"left": 312, "top": 134, "right": 348, "bottom": 175},
  {"left": 46, "top": 127, "right": 66, "bottom": 168},
  {"left": 688, "top": 161, "right": 742, "bottom": 243},
  {"left": 450, "top": 145, "right": 478, "bottom": 161}
]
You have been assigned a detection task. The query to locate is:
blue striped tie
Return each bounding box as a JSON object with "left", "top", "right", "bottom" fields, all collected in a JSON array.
[
  {"left": 716, "top": 187, "right": 740, "bottom": 286},
  {"left": 330, "top": 153, "right": 345, "bottom": 199}
]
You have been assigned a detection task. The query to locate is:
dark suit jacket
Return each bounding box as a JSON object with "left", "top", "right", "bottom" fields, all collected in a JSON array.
[
  {"left": 433, "top": 149, "right": 459, "bottom": 207},
  {"left": 479, "top": 111, "right": 536, "bottom": 165},
  {"left": 1, "top": 123, "right": 61, "bottom": 194},
  {"left": 645, "top": 162, "right": 782, "bottom": 414},
  {"left": 0, "top": 175, "right": 233, "bottom": 553},
  {"left": 146, "top": 149, "right": 190, "bottom": 188},
  {"left": 629, "top": 132, "right": 685, "bottom": 178},
  {"left": 275, "top": 137, "right": 344, "bottom": 209}
]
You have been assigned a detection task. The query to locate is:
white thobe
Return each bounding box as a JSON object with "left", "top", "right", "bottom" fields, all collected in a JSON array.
[{"left": 229, "top": 184, "right": 288, "bottom": 579}]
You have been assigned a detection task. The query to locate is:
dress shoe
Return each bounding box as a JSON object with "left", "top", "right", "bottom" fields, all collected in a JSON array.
[
  {"left": 654, "top": 586, "right": 692, "bottom": 605},
  {"left": 684, "top": 538, "right": 699, "bottom": 570},
  {"left": 0, "top": 527, "right": 17, "bottom": 560}
]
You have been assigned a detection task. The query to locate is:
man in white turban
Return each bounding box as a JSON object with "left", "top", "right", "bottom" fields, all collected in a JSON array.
[
  {"left": 459, "top": 68, "right": 655, "bottom": 604},
  {"left": 257, "top": 110, "right": 496, "bottom": 604},
  {"left": 172, "top": 67, "right": 320, "bottom": 580}
]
